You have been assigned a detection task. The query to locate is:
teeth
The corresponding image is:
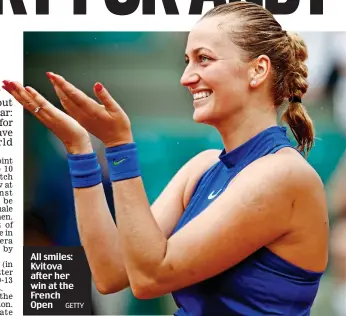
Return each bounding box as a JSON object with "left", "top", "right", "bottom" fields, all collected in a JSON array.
[{"left": 193, "top": 91, "right": 212, "bottom": 100}]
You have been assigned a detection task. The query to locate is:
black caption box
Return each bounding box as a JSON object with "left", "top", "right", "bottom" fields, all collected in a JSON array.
[{"left": 23, "top": 246, "right": 91, "bottom": 315}]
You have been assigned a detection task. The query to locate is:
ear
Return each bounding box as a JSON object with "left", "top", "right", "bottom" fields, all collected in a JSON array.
[{"left": 248, "top": 55, "right": 271, "bottom": 88}]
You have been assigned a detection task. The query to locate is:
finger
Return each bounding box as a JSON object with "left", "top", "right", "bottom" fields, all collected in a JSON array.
[
  {"left": 53, "top": 82, "right": 106, "bottom": 125},
  {"left": 48, "top": 79, "right": 80, "bottom": 117},
  {"left": 47, "top": 72, "right": 101, "bottom": 112},
  {"left": 93, "top": 82, "right": 122, "bottom": 113},
  {"left": 24, "top": 86, "right": 80, "bottom": 134},
  {"left": 3, "top": 80, "right": 49, "bottom": 118},
  {"left": 24, "top": 86, "right": 58, "bottom": 119},
  {"left": 3, "top": 80, "right": 29, "bottom": 108},
  {"left": 2, "top": 81, "right": 14, "bottom": 93}
]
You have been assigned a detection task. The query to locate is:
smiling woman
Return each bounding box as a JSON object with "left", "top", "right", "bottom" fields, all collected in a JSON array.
[{"left": 3, "top": 2, "right": 328, "bottom": 316}]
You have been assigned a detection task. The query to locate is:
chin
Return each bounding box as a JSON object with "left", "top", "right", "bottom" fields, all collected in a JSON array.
[
  {"left": 192, "top": 108, "right": 216, "bottom": 125},
  {"left": 192, "top": 96, "right": 219, "bottom": 122}
]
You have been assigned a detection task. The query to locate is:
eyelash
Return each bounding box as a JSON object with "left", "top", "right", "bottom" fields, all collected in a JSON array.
[{"left": 185, "top": 55, "right": 212, "bottom": 65}]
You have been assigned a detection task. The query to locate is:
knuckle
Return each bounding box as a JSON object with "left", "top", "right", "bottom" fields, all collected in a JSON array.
[
  {"left": 68, "top": 90, "right": 78, "bottom": 98},
  {"left": 60, "top": 95, "right": 69, "bottom": 105},
  {"left": 24, "top": 99, "right": 34, "bottom": 108}
]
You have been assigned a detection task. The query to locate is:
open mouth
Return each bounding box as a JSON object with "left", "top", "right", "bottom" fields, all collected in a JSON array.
[{"left": 193, "top": 91, "right": 213, "bottom": 101}]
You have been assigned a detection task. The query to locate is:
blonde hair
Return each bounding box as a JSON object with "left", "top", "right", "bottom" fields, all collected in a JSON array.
[{"left": 203, "top": 2, "right": 314, "bottom": 156}]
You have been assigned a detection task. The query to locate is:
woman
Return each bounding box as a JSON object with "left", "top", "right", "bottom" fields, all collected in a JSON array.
[{"left": 4, "top": 2, "right": 328, "bottom": 315}]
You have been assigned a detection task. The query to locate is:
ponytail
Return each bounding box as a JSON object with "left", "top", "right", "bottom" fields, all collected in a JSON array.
[
  {"left": 281, "top": 98, "right": 315, "bottom": 156},
  {"left": 281, "top": 32, "right": 314, "bottom": 157}
]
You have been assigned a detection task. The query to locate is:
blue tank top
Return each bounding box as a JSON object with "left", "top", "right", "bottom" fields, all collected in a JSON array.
[{"left": 171, "top": 126, "right": 323, "bottom": 316}]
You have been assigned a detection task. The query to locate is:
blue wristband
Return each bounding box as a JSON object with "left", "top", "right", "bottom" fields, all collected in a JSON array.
[
  {"left": 105, "top": 143, "right": 141, "bottom": 182},
  {"left": 67, "top": 152, "right": 102, "bottom": 188}
]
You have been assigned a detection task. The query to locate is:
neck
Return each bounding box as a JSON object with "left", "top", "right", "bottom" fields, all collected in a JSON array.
[{"left": 215, "top": 106, "right": 278, "bottom": 153}]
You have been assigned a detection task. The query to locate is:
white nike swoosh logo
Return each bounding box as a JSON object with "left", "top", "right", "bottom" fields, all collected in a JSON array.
[{"left": 208, "top": 189, "right": 222, "bottom": 200}]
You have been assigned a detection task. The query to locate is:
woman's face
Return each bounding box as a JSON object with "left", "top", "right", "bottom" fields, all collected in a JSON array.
[{"left": 181, "top": 16, "right": 251, "bottom": 125}]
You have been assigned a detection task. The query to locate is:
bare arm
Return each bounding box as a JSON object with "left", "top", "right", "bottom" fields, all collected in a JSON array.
[
  {"left": 72, "top": 184, "right": 128, "bottom": 294},
  {"left": 3, "top": 81, "right": 129, "bottom": 293}
]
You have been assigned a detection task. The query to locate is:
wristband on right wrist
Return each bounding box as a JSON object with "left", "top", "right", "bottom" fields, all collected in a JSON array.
[{"left": 67, "top": 152, "right": 102, "bottom": 188}]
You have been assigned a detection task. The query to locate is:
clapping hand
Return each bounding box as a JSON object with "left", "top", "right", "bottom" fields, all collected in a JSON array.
[{"left": 2, "top": 73, "right": 133, "bottom": 153}]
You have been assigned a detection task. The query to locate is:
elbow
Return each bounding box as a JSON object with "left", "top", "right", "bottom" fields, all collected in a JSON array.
[
  {"left": 128, "top": 260, "right": 172, "bottom": 299},
  {"left": 132, "top": 286, "right": 149, "bottom": 299},
  {"left": 132, "top": 283, "right": 159, "bottom": 300},
  {"left": 94, "top": 279, "right": 129, "bottom": 295},
  {"left": 95, "top": 283, "right": 116, "bottom": 295},
  {"left": 130, "top": 275, "right": 168, "bottom": 300}
]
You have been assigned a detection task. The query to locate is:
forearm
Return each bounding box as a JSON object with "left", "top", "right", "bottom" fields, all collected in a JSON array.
[
  {"left": 112, "top": 177, "right": 168, "bottom": 288},
  {"left": 73, "top": 183, "right": 129, "bottom": 294}
]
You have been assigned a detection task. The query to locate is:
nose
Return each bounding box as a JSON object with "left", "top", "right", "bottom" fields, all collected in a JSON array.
[{"left": 180, "top": 66, "right": 200, "bottom": 87}]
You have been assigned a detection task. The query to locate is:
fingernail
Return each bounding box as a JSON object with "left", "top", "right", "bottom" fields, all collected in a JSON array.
[
  {"left": 46, "top": 72, "right": 54, "bottom": 80},
  {"left": 94, "top": 82, "right": 103, "bottom": 92},
  {"left": 2, "top": 85, "right": 9, "bottom": 92},
  {"left": 3, "top": 80, "right": 15, "bottom": 90}
]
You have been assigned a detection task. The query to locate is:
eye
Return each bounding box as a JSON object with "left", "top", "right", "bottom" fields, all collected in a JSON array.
[{"left": 198, "top": 55, "right": 212, "bottom": 64}]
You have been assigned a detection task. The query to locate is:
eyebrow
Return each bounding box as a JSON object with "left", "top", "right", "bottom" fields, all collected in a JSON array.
[{"left": 185, "top": 47, "right": 214, "bottom": 58}]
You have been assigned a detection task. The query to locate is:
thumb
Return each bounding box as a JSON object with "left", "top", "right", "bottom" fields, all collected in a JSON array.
[{"left": 93, "top": 82, "right": 121, "bottom": 113}]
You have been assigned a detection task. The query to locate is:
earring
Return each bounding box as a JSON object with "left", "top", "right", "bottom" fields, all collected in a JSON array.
[{"left": 251, "top": 80, "right": 257, "bottom": 86}]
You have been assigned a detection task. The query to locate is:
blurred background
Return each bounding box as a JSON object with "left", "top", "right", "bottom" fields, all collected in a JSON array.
[{"left": 23, "top": 32, "right": 346, "bottom": 315}]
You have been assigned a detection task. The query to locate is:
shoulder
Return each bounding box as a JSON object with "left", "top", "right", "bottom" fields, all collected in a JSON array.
[
  {"left": 189, "top": 149, "right": 222, "bottom": 168},
  {"left": 227, "top": 147, "right": 326, "bottom": 219},
  {"left": 252, "top": 147, "right": 323, "bottom": 192},
  {"left": 179, "top": 149, "right": 221, "bottom": 177},
  {"left": 234, "top": 147, "right": 321, "bottom": 187},
  {"left": 186, "top": 149, "right": 222, "bottom": 177}
]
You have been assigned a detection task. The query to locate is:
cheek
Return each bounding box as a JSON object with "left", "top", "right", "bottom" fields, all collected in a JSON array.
[
  {"left": 211, "top": 66, "right": 249, "bottom": 114},
  {"left": 226, "top": 64, "right": 248, "bottom": 89},
  {"left": 204, "top": 63, "right": 248, "bottom": 95}
]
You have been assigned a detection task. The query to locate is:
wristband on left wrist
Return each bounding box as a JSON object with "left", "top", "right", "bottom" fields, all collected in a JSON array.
[{"left": 105, "top": 142, "right": 141, "bottom": 182}]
